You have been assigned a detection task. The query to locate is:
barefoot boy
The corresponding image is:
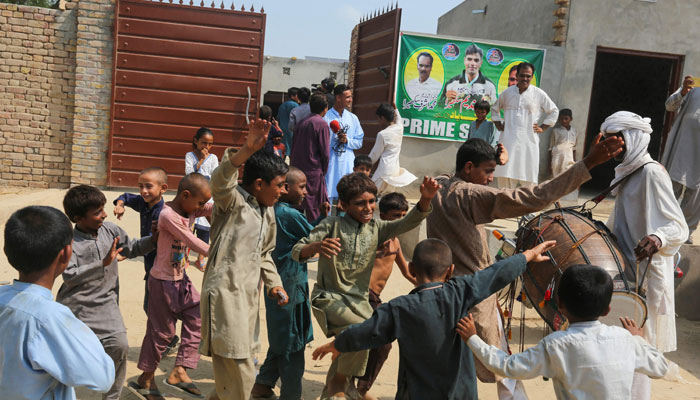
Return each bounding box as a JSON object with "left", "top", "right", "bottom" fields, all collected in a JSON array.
[
  {"left": 312, "top": 238, "right": 556, "bottom": 399},
  {"left": 252, "top": 167, "right": 329, "bottom": 400},
  {"left": 131, "top": 173, "right": 213, "bottom": 399},
  {"left": 200, "top": 119, "right": 289, "bottom": 400},
  {"left": 1, "top": 206, "right": 115, "bottom": 399},
  {"left": 293, "top": 173, "right": 438, "bottom": 398},
  {"left": 57, "top": 185, "right": 157, "bottom": 400},
  {"left": 355, "top": 192, "right": 415, "bottom": 398},
  {"left": 458, "top": 264, "right": 670, "bottom": 399}
]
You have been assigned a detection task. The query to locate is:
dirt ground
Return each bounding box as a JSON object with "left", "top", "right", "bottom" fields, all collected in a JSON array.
[{"left": 1, "top": 188, "right": 700, "bottom": 399}]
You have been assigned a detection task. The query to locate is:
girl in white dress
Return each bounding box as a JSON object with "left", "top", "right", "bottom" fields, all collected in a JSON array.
[{"left": 368, "top": 104, "right": 417, "bottom": 195}]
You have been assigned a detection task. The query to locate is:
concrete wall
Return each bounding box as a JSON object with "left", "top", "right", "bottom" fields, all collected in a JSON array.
[
  {"left": 260, "top": 56, "right": 348, "bottom": 101},
  {"left": 0, "top": 0, "right": 114, "bottom": 188}
]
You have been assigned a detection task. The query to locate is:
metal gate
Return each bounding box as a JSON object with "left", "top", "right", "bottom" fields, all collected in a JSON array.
[
  {"left": 350, "top": 6, "right": 401, "bottom": 154},
  {"left": 108, "top": 0, "right": 266, "bottom": 187}
]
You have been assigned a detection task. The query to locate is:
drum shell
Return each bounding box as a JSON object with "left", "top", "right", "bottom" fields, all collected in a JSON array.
[{"left": 516, "top": 209, "right": 636, "bottom": 330}]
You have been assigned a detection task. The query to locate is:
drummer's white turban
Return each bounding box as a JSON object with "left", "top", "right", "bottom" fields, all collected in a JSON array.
[{"left": 600, "top": 111, "right": 654, "bottom": 193}]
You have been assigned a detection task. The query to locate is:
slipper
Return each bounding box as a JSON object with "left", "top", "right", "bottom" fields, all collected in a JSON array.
[
  {"left": 162, "top": 378, "right": 204, "bottom": 398},
  {"left": 127, "top": 381, "right": 165, "bottom": 400}
]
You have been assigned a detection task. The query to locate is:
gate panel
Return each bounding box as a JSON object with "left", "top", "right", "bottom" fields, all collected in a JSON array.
[{"left": 108, "top": 0, "right": 266, "bottom": 187}]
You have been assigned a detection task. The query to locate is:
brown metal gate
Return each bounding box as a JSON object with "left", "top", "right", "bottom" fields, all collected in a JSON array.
[
  {"left": 350, "top": 6, "right": 401, "bottom": 154},
  {"left": 108, "top": 0, "right": 266, "bottom": 187}
]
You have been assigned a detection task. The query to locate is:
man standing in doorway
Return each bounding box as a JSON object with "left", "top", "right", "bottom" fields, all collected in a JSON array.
[
  {"left": 277, "top": 87, "right": 299, "bottom": 156},
  {"left": 324, "top": 84, "right": 364, "bottom": 203},
  {"left": 493, "top": 62, "right": 559, "bottom": 188},
  {"left": 660, "top": 75, "right": 700, "bottom": 244},
  {"left": 441, "top": 44, "right": 497, "bottom": 110}
]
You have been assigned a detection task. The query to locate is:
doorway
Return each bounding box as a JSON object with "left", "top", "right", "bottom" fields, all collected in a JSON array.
[{"left": 582, "top": 47, "right": 683, "bottom": 191}]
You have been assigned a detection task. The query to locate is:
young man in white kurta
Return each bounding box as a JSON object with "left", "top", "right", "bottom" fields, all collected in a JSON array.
[
  {"left": 368, "top": 107, "right": 416, "bottom": 195},
  {"left": 492, "top": 63, "right": 558, "bottom": 188},
  {"left": 601, "top": 111, "right": 688, "bottom": 400}
]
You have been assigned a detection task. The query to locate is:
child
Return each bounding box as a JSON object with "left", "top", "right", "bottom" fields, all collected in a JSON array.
[
  {"left": 130, "top": 173, "right": 213, "bottom": 399},
  {"left": 0, "top": 206, "right": 115, "bottom": 399},
  {"left": 312, "top": 238, "right": 555, "bottom": 399},
  {"left": 261, "top": 105, "right": 286, "bottom": 158},
  {"left": 57, "top": 185, "right": 157, "bottom": 400},
  {"left": 112, "top": 166, "right": 168, "bottom": 313},
  {"left": 457, "top": 264, "right": 670, "bottom": 399},
  {"left": 200, "top": 119, "right": 289, "bottom": 400},
  {"left": 251, "top": 167, "right": 330, "bottom": 400},
  {"left": 368, "top": 104, "right": 417, "bottom": 196},
  {"left": 293, "top": 172, "right": 438, "bottom": 398},
  {"left": 468, "top": 100, "right": 499, "bottom": 147},
  {"left": 549, "top": 108, "right": 578, "bottom": 177},
  {"left": 353, "top": 154, "right": 373, "bottom": 176},
  {"left": 354, "top": 192, "right": 416, "bottom": 398},
  {"left": 185, "top": 127, "right": 219, "bottom": 270}
]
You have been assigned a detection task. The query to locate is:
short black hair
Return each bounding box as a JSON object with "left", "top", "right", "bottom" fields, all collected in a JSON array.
[
  {"left": 354, "top": 155, "right": 372, "bottom": 169},
  {"left": 464, "top": 44, "right": 483, "bottom": 58},
  {"left": 375, "top": 103, "right": 395, "bottom": 123},
  {"left": 337, "top": 172, "right": 377, "bottom": 203},
  {"left": 192, "top": 127, "right": 213, "bottom": 149},
  {"left": 474, "top": 100, "right": 491, "bottom": 113},
  {"left": 242, "top": 149, "right": 289, "bottom": 187},
  {"left": 322, "top": 77, "right": 335, "bottom": 92},
  {"left": 287, "top": 87, "right": 299, "bottom": 97},
  {"left": 455, "top": 138, "right": 497, "bottom": 172},
  {"left": 559, "top": 108, "right": 573, "bottom": 118},
  {"left": 557, "top": 264, "right": 613, "bottom": 320},
  {"left": 517, "top": 62, "right": 536, "bottom": 75},
  {"left": 333, "top": 83, "right": 350, "bottom": 97},
  {"left": 140, "top": 166, "right": 168, "bottom": 185},
  {"left": 259, "top": 105, "right": 273, "bottom": 121},
  {"left": 309, "top": 93, "right": 328, "bottom": 114},
  {"left": 509, "top": 64, "right": 518, "bottom": 74},
  {"left": 417, "top": 51, "right": 433, "bottom": 65},
  {"left": 4, "top": 206, "right": 73, "bottom": 274},
  {"left": 379, "top": 192, "right": 409, "bottom": 214},
  {"left": 63, "top": 185, "right": 107, "bottom": 222},
  {"left": 412, "top": 238, "right": 453, "bottom": 279},
  {"left": 298, "top": 87, "right": 311, "bottom": 103},
  {"left": 177, "top": 173, "right": 211, "bottom": 196}
]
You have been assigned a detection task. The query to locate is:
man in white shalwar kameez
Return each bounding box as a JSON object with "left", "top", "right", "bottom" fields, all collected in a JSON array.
[
  {"left": 601, "top": 111, "right": 688, "bottom": 400},
  {"left": 660, "top": 76, "right": 700, "bottom": 243},
  {"left": 493, "top": 62, "right": 558, "bottom": 188},
  {"left": 368, "top": 105, "right": 417, "bottom": 195}
]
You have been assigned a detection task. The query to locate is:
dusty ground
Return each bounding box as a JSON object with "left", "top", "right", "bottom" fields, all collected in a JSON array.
[{"left": 1, "top": 188, "right": 699, "bottom": 399}]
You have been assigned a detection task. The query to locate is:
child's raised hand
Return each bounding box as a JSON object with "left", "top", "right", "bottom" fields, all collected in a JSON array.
[
  {"left": 419, "top": 176, "right": 440, "bottom": 199},
  {"left": 620, "top": 316, "right": 644, "bottom": 337},
  {"left": 456, "top": 314, "right": 477, "bottom": 342},
  {"left": 316, "top": 237, "right": 342, "bottom": 258},
  {"left": 244, "top": 118, "right": 271, "bottom": 152},
  {"left": 312, "top": 340, "right": 340, "bottom": 361},
  {"left": 113, "top": 203, "right": 125, "bottom": 220},
  {"left": 102, "top": 237, "right": 123, "bottom": 267},
  {"left": 523, "top": 240, "right": 556, "bottom": 263}
]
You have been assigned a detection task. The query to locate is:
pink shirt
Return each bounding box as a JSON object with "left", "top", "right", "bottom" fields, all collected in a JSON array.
[{"left": 151, "top": 202, "right": 213, "bottom": 281}]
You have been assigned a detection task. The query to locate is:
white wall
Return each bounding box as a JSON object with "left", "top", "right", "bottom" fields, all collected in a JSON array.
[{"left": 260, "top": 56, "right": 348, "bottom": 103}]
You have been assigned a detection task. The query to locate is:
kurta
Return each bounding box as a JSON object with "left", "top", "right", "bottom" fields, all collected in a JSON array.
[
  {"left": 199, "top": 148, "right": 284, "bottom": 359},
  {"left": 607, "top": 163, "right": 687, "bottom": 353},
  {"left": 290, "top": 113, "right": 330, "bottom": 221},
  {"left": 334, "top": 254, "right": 529, "bottom": 400},
  {"left": 277, "top": 99, "right": 298, "bottom": 154},
  {"left": 368, "top": 111, "right": 417, "bottom": 190},
  {"left": 468, "top": 119, "right": 499, "bottom": 147},
  {"left": 661, "top": 87, "right": 700, "bottom": 189},
  {"left": 288, "top": 103, "right": 311, "bottom": 135},
  {"left": 492, "top": 84, "right": 559, "bottom": 184},
  {"left": 265, "top": 202, "right": 317, "bottom": 355},
  {"left": 185, "top": 151, "right": 219, "bottom": 229},
  {"left": 427, "top": 161, "right": 591, "bottom": 382},
  {"left": 324, "top": 107, "right": 364, "bottom": 200},
  {"left": 549, "top": 125, "right": 578, "bottom": 176}
]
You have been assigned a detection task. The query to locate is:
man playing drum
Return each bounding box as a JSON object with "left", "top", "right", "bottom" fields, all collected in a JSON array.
[
  {"left": 601, "top": 111, "right": 688, "bottom": 400},
  {"left": 427, "top": 135, "right": 624, "bottom": 399}
]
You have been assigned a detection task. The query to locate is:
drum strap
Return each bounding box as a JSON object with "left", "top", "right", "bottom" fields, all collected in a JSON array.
[{"left": 587, "top": 161, "right": 657, "bottom": 205}]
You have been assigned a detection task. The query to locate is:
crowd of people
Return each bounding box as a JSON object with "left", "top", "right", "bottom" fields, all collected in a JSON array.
[{"left": 0, "top": 69, "right": 697, "bottom": 400}]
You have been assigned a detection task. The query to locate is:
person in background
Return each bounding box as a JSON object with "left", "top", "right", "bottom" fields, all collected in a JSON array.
[
  {"left": 368, "top": 104, "right": 417, "bottom": 196},
  {"left": 289, "top": 87, "right": 312, "bottom": 136},
  {"left": 277, "top": 87, "right": 299, "bottom": 155},
  {"left": 549, "top": 108, "right": 578, "bottom": 177},
  {"left": 468, "top": 100, "right": 500, "bottom": 148}
]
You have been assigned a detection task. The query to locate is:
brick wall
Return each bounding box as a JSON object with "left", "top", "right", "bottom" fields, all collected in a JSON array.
[{"left": 0, "top": 0, "right": 114, "bottom": 188}]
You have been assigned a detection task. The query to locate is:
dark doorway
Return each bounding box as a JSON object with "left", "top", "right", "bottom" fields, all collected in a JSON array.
[{"left": 583, "top": 47, "right": 683, "bottom": 191}]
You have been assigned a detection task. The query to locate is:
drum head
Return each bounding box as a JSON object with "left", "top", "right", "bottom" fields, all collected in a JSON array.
[{"left": 599, "top": 291, "right": 647, "bottom": 328}]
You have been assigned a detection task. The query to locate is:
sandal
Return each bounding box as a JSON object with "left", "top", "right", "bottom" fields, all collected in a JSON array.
[
  {"left": 162, "top": 378, "right": 204, "bottom": 398},
  {"left": 127, "top": 381, "right": 165, "bottom": 400}
]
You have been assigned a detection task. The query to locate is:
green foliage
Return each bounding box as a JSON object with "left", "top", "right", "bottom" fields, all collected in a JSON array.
[{"left": 0, "top": 0, "right": 60, "bottom": 8}]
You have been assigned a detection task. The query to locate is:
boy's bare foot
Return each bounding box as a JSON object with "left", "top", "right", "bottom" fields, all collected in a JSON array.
[
  {"left": 167, "top": 365, "right": 192, "bottom": 384},
  {"left": 137, "top": 372, "right": 157, "bottom": 391},
  {"left": 164, "top": 365, "right": 203, "bottom": 398}
]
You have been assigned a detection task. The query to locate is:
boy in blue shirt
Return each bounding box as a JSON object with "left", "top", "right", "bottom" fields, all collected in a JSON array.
[{"left": 0, "top": 206, "right": 115, "bottom": 400}]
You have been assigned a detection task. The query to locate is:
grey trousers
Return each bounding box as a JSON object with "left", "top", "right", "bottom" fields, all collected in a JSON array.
[
  {"left": 101, "top": 332, "right": 128, "bottom": 400},
  {"left": 672, "top": 181, "right": 700, "bottom": 236}
]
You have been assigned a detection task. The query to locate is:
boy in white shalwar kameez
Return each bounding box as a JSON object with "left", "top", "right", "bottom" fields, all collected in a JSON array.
[
  {"left": 368, "top": 104, "right": 417, "bottom": 195},
  {"left": 601, "top": 111, "right": 688, "bottom": 400}
]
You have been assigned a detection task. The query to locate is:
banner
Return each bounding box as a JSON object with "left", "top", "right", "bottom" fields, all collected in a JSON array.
[{"left": 396, "top": 32, "right": 546, "bottom": 142}]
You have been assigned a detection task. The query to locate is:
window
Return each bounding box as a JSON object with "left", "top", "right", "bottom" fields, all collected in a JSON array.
[{"left": 283, "top": 67, "right": 291, "bottom": 75}]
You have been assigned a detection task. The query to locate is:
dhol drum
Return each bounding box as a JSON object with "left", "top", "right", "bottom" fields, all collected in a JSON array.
[{"left": 515, "top": 207, "right": 647, "bottom": 330}]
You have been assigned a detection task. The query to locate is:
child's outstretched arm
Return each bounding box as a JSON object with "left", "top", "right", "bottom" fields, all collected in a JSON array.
[
  {"left": 377, "top": 176, "right": 438, "bottom": 243},
  {"left": 292, "top": 219, "right": 340, "bottom": 261},
  {"left": 457, "top": 314, "right": 552, "bottom": 380},
  {"left": 312, "top": 340, "right": 340, "bottom": 361},
  {"left": 620, "top": 317, "right": 670, "bottom": 379},
  {"left": 395, "top": 241, "right": 417, "bottom": 286},
  {"left": 112, "top": 193, "right": 141, "bottom": 220}
]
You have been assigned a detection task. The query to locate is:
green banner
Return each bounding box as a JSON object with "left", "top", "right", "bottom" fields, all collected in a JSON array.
[{"left": 396, "top": 33, "right": 545, "bottom": 141}]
